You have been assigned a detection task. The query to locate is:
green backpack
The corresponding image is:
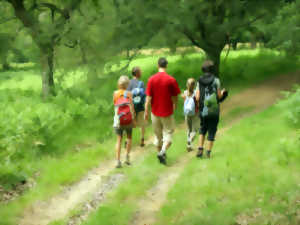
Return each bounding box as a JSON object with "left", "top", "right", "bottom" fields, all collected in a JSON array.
[{"left": 200, "top": 79, "right": 219, "bottom": 117}]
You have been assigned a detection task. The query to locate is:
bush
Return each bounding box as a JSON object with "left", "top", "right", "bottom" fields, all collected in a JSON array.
[{"left": 277, "top": 86, "right": 300, "bottom": 128}]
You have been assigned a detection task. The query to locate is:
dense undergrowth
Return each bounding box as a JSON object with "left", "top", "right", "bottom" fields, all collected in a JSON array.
[{"left": 0, "top": 49, "right": 299, "bottom": 191}]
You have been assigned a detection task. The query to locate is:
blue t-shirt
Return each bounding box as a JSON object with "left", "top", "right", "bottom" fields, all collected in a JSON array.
[
  {"left": 127, "top": 78, "right": 145, "bottom": 112},
  {"left": 127, "top": 78, "right": 145, "bottom": 91}
]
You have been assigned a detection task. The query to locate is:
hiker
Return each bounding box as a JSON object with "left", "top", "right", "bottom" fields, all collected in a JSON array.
[
  {"left": 127, "top": 66, "right": 147, "bottom": 147},
  {"left": 144, "top": 57, "right": 181, "bottom": 164},
  {"left": 182, "top": 78, "right": 200, "bottom": 152},
  {"left": 196, "top": 60, "right": 228, "bottom": 158},
  {"left": 113, "top": 75, "right": 136, "bottom": 168}
]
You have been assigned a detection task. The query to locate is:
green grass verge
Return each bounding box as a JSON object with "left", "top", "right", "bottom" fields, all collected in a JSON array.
[
  {"left": 0, "top": 49, "right": 299, "bottom": 224},
  {"left": 155, "top": 105, "right": 299, "bottom": 225},
  {"left": 81, "top": 129, "right": 188, "bottom": 225},
  {"left": 80, "top": 90, "right": 300, "bottom": 225},
  {"left": 0, "top": 126, "right": 152, "bottom": 225}
]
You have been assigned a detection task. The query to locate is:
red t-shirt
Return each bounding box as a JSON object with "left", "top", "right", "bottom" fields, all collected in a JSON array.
[{"left": 146, "top": 72, "right": 181, "bottom": 117}]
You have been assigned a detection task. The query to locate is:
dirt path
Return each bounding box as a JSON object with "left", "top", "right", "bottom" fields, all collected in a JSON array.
[
  {"left": 131, "top": 71, "right": 300, "bottom": 225},
  {"left": 19, "top": 72, "right": 300, "bottom": 225},
  {"left": 19, "top": 139, "right": 153, "bottom": 225}
]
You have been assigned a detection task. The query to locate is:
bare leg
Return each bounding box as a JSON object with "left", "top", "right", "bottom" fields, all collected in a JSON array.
[
  {"left": 198, "top": 134, "right": 205, "bottom": 148},
  {"left": 140, "top": 126, "right": 145, "bottom": 147},
  {"left": 115, "top": 135, "right": 122, "bottom": 167},
  {"left": 197, "top": 134, "right": 205, "bottom": 158},
  {"left": 126, "top": 137, "right": 132, "bottom": 155},
  {"left": 206, "top": 140, "right": 214, "bottom": 158},
  {"left": 116, "top": 135, "right": 122, "bottom": 160},
  {"left": 125, "top": 131, "right": 132, "bottom": 165},
  {"left": 207, "top": 140, "right": 214, "bottom": 151}
]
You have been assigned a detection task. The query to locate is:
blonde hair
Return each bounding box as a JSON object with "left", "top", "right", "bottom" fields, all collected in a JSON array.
[
  {"left": 118, "top": 75, "right": 130, "bottom": 89},
  {"left": 186, "top": 78, "right": 196, "bottom": 95}
]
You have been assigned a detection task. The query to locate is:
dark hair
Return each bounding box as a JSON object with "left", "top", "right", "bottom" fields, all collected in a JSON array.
[
  {"left": 132, "top": 66, "right": 140, "bottom": 76},
  {"left": 158, "top": 57, "right": 168, "bottom": 68},
  {"left": 202, "top": 60, "right": 214, "bottom": 73}
]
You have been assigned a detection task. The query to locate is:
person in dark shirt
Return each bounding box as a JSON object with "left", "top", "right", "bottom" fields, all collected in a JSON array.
[{"left": 127, "top": 67, "right": 146, "bottom": 147}]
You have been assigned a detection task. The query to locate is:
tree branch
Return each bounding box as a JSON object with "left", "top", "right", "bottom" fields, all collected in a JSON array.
[
  {"left": 233, "top": 13, "right": 267, "bottom": 31},
  {"left": 182, "top": 28, "right": 202, "bottom": 48}
]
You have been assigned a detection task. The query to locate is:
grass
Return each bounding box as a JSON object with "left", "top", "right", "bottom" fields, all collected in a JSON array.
[
  {"left": 0, "top": 49, "right": 299, "bottom": 224},
  {"left": 78, "top": 92, "right": 299, "bottom": 225},
  {"left": 82, "top": 129, "right": 188, "bottom": 225},
  {"left": 155, "top": 104, "right": 299, "bottom": 225}
]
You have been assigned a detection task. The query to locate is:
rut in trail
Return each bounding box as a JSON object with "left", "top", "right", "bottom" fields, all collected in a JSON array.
[
  {"left": 131, "top": 71, "right": 300, "bottom": 225},
  {"left": 19, "top": 139, "right": 153, "bottom": 225},
  {"left": 19, "top": 72, "right": 300, "bottom": 225}
]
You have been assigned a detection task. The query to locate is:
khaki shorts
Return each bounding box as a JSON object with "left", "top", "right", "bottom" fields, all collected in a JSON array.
[
  {"left": 151, "top": 113, "right": 175, "bottom": 148},
  {"left": 136, "top": 111, "right": 147, "bottom": 128}
]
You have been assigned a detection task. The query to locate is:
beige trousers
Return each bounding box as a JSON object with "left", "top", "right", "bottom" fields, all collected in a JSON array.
[{"left": 151, "top": 113, "right": 175, "bottom": 148}]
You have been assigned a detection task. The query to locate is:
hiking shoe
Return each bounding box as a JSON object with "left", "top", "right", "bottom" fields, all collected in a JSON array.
[
  {"left": 116, "top": 161, "right": 122, "bottom": 168},
  {"left": 157, "top": 154, "right": 166, "bottom": 165},
  {"left": 140, "top": 138, "right": 145, "bottom": 147},
  {"left": 187, "top": 145, "right": 193, "bottom": 152},
  {"left": 196, "top": 148, "right": 203, "bottom": 158},
  {"left": 125, "top": 155, "right": 131, "bottom": 165},
  {"left": 206, "top": 150, "right": 211, "bottom": 159}
]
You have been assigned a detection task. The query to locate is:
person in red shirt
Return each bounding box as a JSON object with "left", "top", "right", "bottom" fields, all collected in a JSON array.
[{"left": 145, "top": 57, "right": 181, "bottom": 164}]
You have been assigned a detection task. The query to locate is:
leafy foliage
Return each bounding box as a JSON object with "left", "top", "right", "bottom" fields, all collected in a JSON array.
[
  {"left": 263, "top": 0, "right": 300, "bottom": 55},
  {"left": 278, "top": 87, "right": 300, "bottom": 128}
]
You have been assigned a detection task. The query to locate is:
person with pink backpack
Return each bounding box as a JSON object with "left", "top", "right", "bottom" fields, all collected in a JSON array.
[{"left": 113, "top": 76, "right": 136, "bottom": 168}]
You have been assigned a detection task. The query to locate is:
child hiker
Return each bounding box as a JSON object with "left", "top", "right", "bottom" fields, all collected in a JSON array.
[
  {"left": 182, "top": 78, "right": 199, "bottom": 152},
  {"left": 196, "top": 60, "right": 228, "bottom": 158},
  {"left": 127, "top": 66, "right": 147, "bottom": 147},
  {"left": 113, "top": 75, "right": 136, "bottom": 168}
]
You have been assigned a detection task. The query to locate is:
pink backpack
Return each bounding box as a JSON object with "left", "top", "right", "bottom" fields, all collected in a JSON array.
[{"left": 114, "top": 91, "right": 133, "bottom": 125}]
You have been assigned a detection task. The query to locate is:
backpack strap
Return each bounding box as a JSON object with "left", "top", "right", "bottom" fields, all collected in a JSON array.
[
  {"left": 124, "top": 90, "right": 128, "bottom": 98},
  {"left": 137, "top": 81, "right": 143, "bottom": 88}
]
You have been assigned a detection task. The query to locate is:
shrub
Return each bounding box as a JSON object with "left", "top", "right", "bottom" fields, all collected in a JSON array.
[{"left": 277, "top": 86, "right": 300, "bottom": 128}]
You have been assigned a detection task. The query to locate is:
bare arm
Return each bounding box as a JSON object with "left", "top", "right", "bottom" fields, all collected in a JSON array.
[
  {"left": 196, "top": 89, "right": 200, "bottom": 102},
  {"left": 144, "top": 96, "right": 152, "bottom": 120},
  {"left": 181, "top": 91, "right": 186, "bottom": 100},
  {"left": 217, "top": 89, "right": 225, "bottom": 100},
  {"left": 172, "top": 95, "right": 178, "bottom": 110}
]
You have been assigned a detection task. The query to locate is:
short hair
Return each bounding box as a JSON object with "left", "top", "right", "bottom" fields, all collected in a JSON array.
[
  {"left": 202, "top": 60, "right": 214, "bottom": 73},
  {"left": 118, "top": 75, "right": 130, "bottom": 89},
  {"left": 158, "top": 57, "right": 168, "bottom": 68},
  {"left": 132, "top": 66, "right": 140, "bottom": 76}
]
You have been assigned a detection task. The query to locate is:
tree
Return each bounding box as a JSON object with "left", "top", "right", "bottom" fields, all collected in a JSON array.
[
  {"left": 2, "top": 0, "right": 82, "bottom": 98},
  {"left": 1, "top": 0, "right": 155, "bottom": 97},
  {"left": 263, "top": 0, "right": 300, "bottom": 55},
  {"left": 133, "top": 0, "right": 282, "bottom": 76}
]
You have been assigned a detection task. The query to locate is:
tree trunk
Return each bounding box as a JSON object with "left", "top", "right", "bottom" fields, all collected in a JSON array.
[
  {"left": 205, "top": 48, "right": 222, "bottom": 77},
  {"left": 40, "top": 46, "right": 55, "bottom": 98},
  {"left": 2, "top": 56, "right": 10, "bottom": 71},
  {"left": 251, "top": 41, "right": 257, "bottom": 49}
]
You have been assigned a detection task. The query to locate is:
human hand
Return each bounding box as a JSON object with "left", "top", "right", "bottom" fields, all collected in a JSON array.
[{"left": 144, "top": 111, "right": 149, "bottom": 121}]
